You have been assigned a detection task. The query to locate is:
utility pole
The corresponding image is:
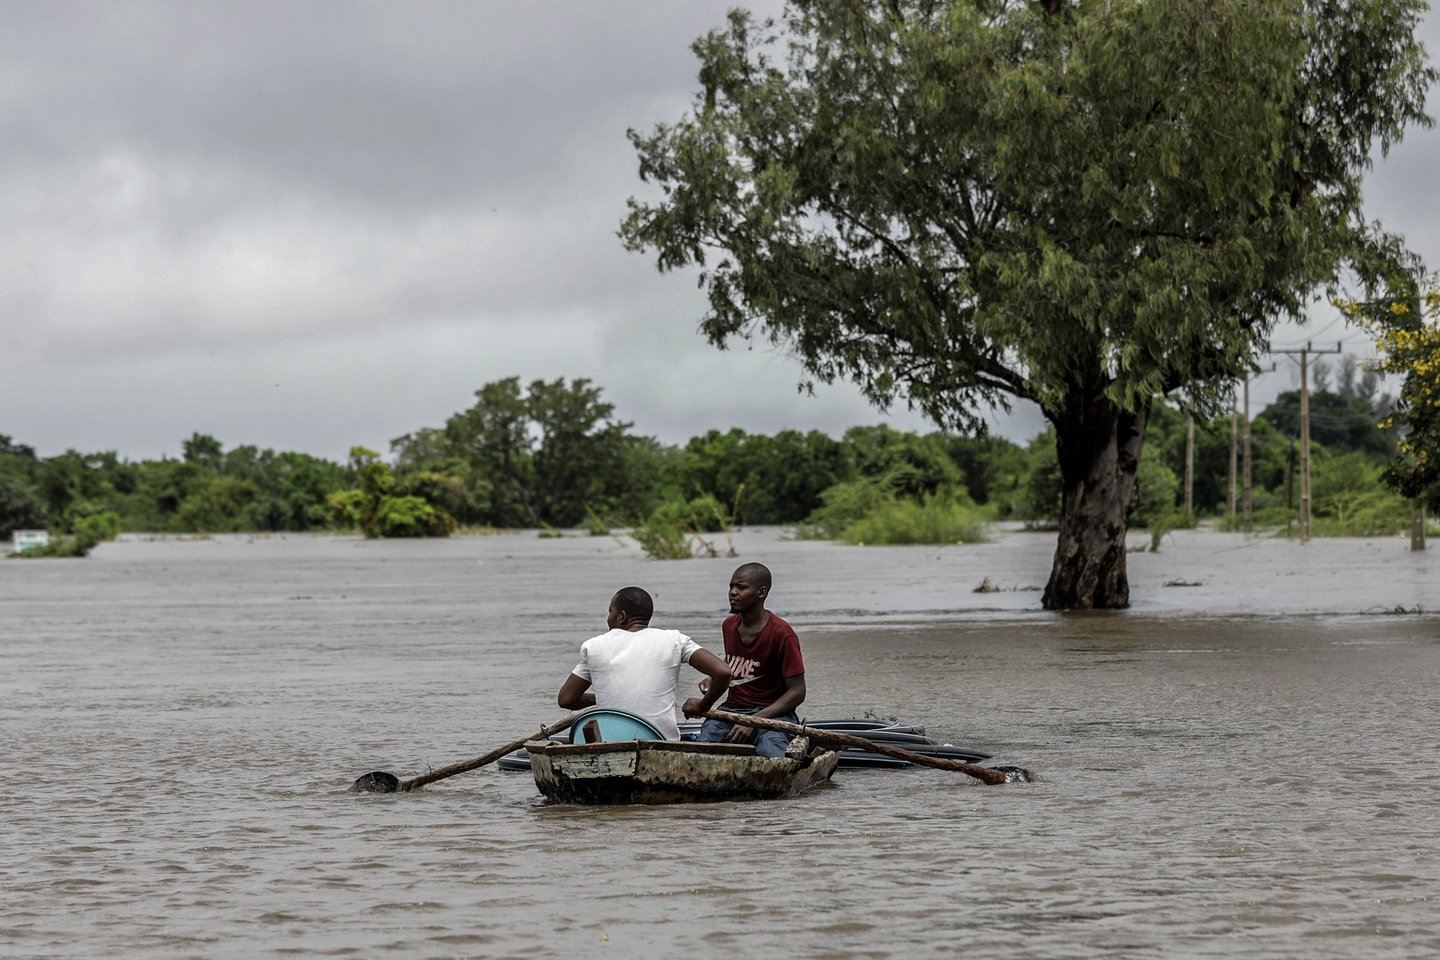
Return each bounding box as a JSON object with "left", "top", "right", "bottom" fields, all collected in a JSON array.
[
  {"left": 1286, "top": 434, "right": 1296, "bottom": 537},
  {"left": 1266, "top": 341, "right": 1343, "bottom": 544},
  {"left": 1184, "top": 415, "right": 1194, "bottom": 517},
  {"left": 1228, "top": 393, "right": 1238, "bottom": 523},
  {"left": 1299, "top": 347, "right": 1310, "bottom": 542},
  {"left": 1242, "top": 378, "right": 1253, "bottom": 531}
]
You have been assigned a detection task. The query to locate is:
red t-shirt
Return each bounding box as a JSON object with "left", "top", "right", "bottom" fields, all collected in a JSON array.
[{"left": 719, "top": 612, "right": 805, "bottom": 709}]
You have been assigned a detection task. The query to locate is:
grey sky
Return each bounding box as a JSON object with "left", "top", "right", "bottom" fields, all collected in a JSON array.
[{"left": 3, "top": 2, "right": 1437, "bottom": 462}]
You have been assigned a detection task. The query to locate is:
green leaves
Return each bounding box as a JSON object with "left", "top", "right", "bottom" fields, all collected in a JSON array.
[
  {"left": 622, "top": 0, "right": 1432, "bottom": 430},
  {"left": 439, "top": 376, "right": 652, "bottom": 528}
]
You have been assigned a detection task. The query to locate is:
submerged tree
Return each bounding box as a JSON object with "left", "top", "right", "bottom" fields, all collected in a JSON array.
[
  {"left": 621, "top": 0, "right": 1433, "bottom": 608},
  {"left": 438, "top": 376, "right": 656, "bottom": 528}
]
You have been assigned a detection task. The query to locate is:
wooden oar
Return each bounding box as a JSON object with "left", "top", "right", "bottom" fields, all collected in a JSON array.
[
  {"left": 352, "top": 713, "right": 582, "bottom": 793},
  {"left": 702, "top": 709, "right": 1029, "bottom": 785}
]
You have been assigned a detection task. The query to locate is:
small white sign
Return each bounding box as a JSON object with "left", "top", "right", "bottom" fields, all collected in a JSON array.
[{"left": 13, "top": 530, "right": 50, "bottom": 553}]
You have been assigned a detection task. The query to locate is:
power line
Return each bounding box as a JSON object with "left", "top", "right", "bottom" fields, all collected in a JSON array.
[{"left": 1275, "top": 313, "right": 1343, "bottom": 346}]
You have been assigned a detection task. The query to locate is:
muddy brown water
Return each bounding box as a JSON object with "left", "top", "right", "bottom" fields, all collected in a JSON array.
[{"left": 3, "top": 528, "right": 1438, "bottom": 958}]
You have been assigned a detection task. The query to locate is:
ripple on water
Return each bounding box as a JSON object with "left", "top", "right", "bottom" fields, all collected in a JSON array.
[{"left": 5, "top": 532, "right": 1440, "bottom": 959}]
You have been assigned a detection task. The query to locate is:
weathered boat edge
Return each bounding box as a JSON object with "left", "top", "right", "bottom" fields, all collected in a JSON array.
[{"left": 527, "top": 739, "right": 839, "bottom": 805}]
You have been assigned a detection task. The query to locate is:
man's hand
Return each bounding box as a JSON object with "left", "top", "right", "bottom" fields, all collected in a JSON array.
[
  {"left": 697, "top": 677, "right": 710, "bottom": 694},
  {"left": 681, "top": 697, "right": 706, "bottom": 718},
  {"left": 722, "top": 722, "right": 754, "bottom": 745}
]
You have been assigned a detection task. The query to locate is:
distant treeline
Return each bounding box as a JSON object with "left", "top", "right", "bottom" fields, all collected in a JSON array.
[{"left": 0, "top": 363, "right": 1411, "bottom": 547}]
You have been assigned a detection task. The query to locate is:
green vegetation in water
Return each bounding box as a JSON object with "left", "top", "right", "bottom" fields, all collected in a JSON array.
[
  {"left": 9, "top": 534, "right": 96, "bottom": 558},
  {"left": 375, "top": 495, "right": 454, "bottom": 537},
  {"left": 583, "top": 506, "right": 611, "bottom": 537},
  {"left": 629, "top": 515, "right": 695, "bottom": 560},
  {"left": 629, "top": 487, "right": 741, "bottom": 560},
  {"left": 329, "top": 448, "right": 455, "bottom": 538},
  {"left": 7, "top": 508, "right": 121, "bottom": 559},
  {"left": 838, "top": 496, "right": 989, "bottom": 546},
  {"left": 794, "top": 473, "right": 988, "bottom": 546},
  {"left": 0, "top": 362, "right": 1428, "bottom": 552}
]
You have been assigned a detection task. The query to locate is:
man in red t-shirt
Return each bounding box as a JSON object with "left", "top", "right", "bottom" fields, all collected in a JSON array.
[{"left": 684, "top": 561, "right": 806, "bottom": 757}]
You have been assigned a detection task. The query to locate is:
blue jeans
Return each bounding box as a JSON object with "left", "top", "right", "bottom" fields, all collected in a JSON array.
[{"left": 695, "top": 707, "right": 798, "bottom": 759}]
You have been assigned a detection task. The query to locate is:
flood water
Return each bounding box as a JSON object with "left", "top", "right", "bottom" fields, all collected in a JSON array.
[{"left": 3, "top": 527, "right": 1438, "bottom": 958}]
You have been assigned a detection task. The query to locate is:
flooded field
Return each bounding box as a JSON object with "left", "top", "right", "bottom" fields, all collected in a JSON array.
[{"left": 3, "top": 527, "right": 1438, "bottom": 958}]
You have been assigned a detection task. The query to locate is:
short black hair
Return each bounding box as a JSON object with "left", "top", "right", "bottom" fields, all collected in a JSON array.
[
  {"left": 732, "top": 562, "right": 772, "bottom": 589},
  {"left": 611, "top": 586, "right": 654, "bottom": 622}
]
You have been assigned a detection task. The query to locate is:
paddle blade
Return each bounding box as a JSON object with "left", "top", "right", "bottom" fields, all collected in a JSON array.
[{"left": 352, "top": 771, "right": 402, "bottom": 793}]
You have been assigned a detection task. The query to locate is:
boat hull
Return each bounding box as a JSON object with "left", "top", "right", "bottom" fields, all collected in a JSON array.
[
  {"left": 496, "top": 718, "right": 990, "bottom": 772},
  {"left": 526, "top": 739, "right": 838, "bottom": 805}
]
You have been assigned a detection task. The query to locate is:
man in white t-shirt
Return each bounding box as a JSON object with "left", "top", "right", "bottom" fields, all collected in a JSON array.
[{"left": 557, "top": 586, "right": 731, "bottom": 740}]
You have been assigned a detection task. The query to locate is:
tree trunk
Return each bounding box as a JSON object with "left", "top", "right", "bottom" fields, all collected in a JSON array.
[{"left": 1042, "top": 392, "right": 1150, "bottom": 610}]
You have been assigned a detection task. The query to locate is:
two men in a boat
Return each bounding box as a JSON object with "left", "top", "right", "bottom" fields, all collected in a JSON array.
[
  {"left": 556, "top": 562, "right": 807, "bottom": 757},
  {"left": 686, "top": 562, "right": 807, "bottom": 758},
  {"left": 557, "top": 585, "right": 731, "bottom": 739}
]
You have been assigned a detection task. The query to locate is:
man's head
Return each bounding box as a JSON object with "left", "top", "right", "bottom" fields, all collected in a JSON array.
[
  {"left": 728, "top": 562, "right": 771, "bottom": 615},
  {"left": 607, "top": 585, "right": 654, "bottom": 630}
]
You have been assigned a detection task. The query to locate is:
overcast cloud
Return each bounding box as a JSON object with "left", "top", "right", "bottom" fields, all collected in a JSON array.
[{"left": 3, "top": 1, "right": 1437, "bottom": 461}]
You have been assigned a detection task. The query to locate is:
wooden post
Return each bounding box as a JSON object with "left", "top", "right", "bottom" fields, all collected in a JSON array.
[
  {"left": 1228, "top": 394, "right": 1238, "bottom": 522},
  {"left": 1242, "top": 377, "right": 1253, "bottom": 532},
  {"left": 1412, "top": 503, "right": 1426, "bottom": 551},
  {"left": 1286, "top": 435, "right": 1296, "bottom": 537},
  {"left": 1184, "top": 415, "right": 1194, "bottom": 516},
  {"left": 1300, "top": 346, "right": 1311, "bottom": 544}
]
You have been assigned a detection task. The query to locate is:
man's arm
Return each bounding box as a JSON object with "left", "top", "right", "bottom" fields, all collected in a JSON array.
[
  {"left": 753, "top": 673, "right": 805, "bottom": 719},
  {"left": 681, "top": 648, "right": 732, "bottom": 718},
  {"left": 557, "top": 673, "right": 595, "bottom": 710},
  {"left": 717, "top": 673, "right": 807, "bottom": 744}
]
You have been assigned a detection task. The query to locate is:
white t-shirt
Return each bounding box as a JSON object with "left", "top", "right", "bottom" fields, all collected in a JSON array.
[{"left": 571, "top": 627, "right": 703, "bottom": 740}]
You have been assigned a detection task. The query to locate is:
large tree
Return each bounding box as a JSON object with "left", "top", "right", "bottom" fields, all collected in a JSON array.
[{"left": 620, "top": 0, "right": 1433, "bottom": 608}]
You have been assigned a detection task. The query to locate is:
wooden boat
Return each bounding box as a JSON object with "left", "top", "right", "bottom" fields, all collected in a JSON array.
[
  {"left": 526, "top": 738, "right": 839, "bottom": 805},
  {"left": 496, "top": 717, "right": 990, "bottom": 772}
]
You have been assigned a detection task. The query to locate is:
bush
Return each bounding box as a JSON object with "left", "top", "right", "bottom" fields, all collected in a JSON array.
[
  {"left": 327, "top": 489, "right": 364, "bottom": 530},
  {"left": 73, "top": 511, "right": 122, "bottom": 543},
  {"left": 630, "top": 499, "right": 703, "bottom": 559},
  {"left": 1130, "top": 447, "right": 1180, "bottom": 528},
  {"left": 793, "top": 475, "right": 898, "bottom": 540},
  {"left": 1017, "top": 436, "right": 1062, "bottom": 528},
  {"left": 396, "top": 470, "right": 468, "bottom": 518},
  {"left": 1312, "top": 488, "right": 1412, "bottom": 536},
  {"left": 796, "top": 475, "right": 987, "bottom": 546},
  {"left": 374, "top": 496, "right": 455, "bottom": 537},
  {"left": 837, "top": 494, "right": 989, "bottom": 545},
  {"left": 630, "top": 514, "right": 696, "bottom": 559},
  {"left": 584, "top": 507, "right": 612, "bottom": 536},
  {"left": 627, "top": 492, "right": 743, "bottom": 559}
]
